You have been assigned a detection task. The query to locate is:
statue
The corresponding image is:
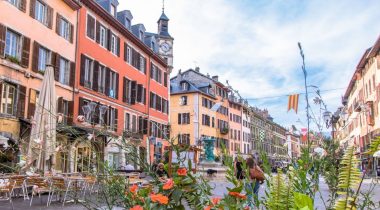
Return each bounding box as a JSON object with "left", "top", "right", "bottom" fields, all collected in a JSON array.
[{"left": 203, "top": 137, "right": 216, "bottom": 162}]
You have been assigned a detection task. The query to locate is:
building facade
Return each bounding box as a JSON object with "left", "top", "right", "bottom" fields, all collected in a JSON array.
[
  {"left": 170, "top": 69, "right": 230, "bottom": 160},
  {"left": 335, "top": 35, "right": 380, "bottom": 172},
  {"left": 228, "top": 96, "right": 242, "bottom": 155},
  {"left": 0, "top": 0, "right": 80, "bottom": 170},
  {"left": 242, "top": 106, "right": 251, "bottom": 156},
  {"left": 286, "top": 126, "right": 301, "bottom": 159},
  {"left": 71, "top": 0, "right": 172, "bottom": 172}
]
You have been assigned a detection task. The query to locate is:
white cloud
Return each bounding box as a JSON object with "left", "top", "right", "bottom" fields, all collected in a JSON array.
[{"left": 119, "top": 0, "right": 380, "bottom": 130}]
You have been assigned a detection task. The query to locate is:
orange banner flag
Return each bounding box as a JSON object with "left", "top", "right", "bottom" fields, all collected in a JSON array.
[{"left": 287, "top": 94, "right": 299, "bottom": 113}]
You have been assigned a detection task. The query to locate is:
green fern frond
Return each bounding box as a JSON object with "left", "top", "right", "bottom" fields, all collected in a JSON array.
[
  {"left": 334, "top": 146, "right": 361, "bottom": 210},
  {"left": 368, "top": 137, "right": 380, "bottom": 155},
  {"left": 266, "top": 171, "right": 287, "bottom": 209}
]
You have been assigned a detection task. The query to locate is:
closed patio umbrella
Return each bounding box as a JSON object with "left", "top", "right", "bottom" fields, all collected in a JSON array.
[{"left": 26, "top": 65, "right": 57, "bottom": 172}]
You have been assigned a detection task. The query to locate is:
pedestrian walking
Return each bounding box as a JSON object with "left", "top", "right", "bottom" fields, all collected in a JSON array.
[
  {"left": 234, "top": 157, "right": 245, "bottom": 180},
  {"left": 246, "top": 157, "right": 265, "bottom": 208}
]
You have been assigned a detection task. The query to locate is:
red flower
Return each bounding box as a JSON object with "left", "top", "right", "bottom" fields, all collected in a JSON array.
[
  {"left": 228, "top": 191, "right": 247, "bottom": 200},
  {"left": 163, "top": 178, "right": 174, "bottom": 190},
  {"left": 129, "top": 184, "right": 138, "bottom": 194},
  {"left": 211, "top": 197, "right": 221, "bottom": 205},
  {"left": 244, "top": 206, "right": 250, "bottom": 210},
  {"left": 150, "top": 193, "right": 169, "bottom": 205},
  {"left": 130, "top": 205, "right": 143, "bottom": 210},
  {"left": 177, "top": 167, "right": 187, "bottom": 176}
]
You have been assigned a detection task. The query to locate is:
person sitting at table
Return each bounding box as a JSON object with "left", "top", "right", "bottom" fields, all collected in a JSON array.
[
  {"left": 125, "top": 163, "right": 135, "bottom": 171},
  {"left": 155, "top": 163, "right": 168, "bottom": 181}
]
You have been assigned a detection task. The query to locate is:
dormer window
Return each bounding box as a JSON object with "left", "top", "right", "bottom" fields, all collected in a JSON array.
[
  {"left": 125, "top": 18, "right": 131, "bottom": 29},
  {"left": 110, "top": 4, "right": 116, "bottom": 17},
  {"left": 151, "top": 41, "right": 155, "bottom": 50},
  {"left": 139, "top": 30, "right": 144, "bottom": 40},
  {"left": 181, "top": 82, "right": 189, "bottom": 91}
]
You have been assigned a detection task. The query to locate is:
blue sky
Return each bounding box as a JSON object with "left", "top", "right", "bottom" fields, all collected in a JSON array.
[{"left": 119, "top": 0, "right": 380, "bottom": 131}]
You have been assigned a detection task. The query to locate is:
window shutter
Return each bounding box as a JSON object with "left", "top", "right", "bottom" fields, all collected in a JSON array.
[
  {"left": 21, "top": 36, "right": 30, "bottom": 68},
  {"left": 19, "top": 0, "right": 26, "bottom": 12},
  {"left": 116, "top": 36, "right": 120, "bottom": 56},
  {"left": 86, "top": 15, "right": 95, "bottom": 39},
  {"left": 164, "top": 72, "right": 168, "bottom": 87},
  {"left": 17, "top": 85, "right": 26, "bottom": 119},
  {"left": 158, "top": 69, "right": 162, "bottom": 84},
  {"left": 143, "top": 88, "right": 146, "bottom": 104},
  {"left": 79, "top": 54, "right": 85, "bottom": 86},
  {"left": 122, "top": 77, "right": 127, "bottom": 103},
  {"left": 136, "top": 54, "right": 141, "bottom": 71},
  {"left": 106, "top": 29, "right": 111, "bottom": 51},
  {"left": 69, "top": 23, "right": 74, "bottom": 43},
  {"left": 67, "top": 100, "right": 74, "bottom": 124},
  {"left": 27, "top": 89, "right": 37, "bottom": 119},
  {"left": 92, "top": 61, "right": 99, "bottom": 91},
  {"left": 0, "top": 24, "right": 6, "bottom": 58},
  {"left": 29, "top": 0, "right": 36, "bottom": 18},
  {"left": 130, "top": 81, "right": 137, "bottom": 105},
  {"left": 31, "top": 41, "right": 40, "bottom": 72},
  {"left": 53, "top": 52, "right": 60, "bottom": 81},
  {"left": 78, "top": 97, "right": 84, "bottom": 115},
  {"left": 123, "top": 42, "right": 128, "bottom": 62},
  {"left": 0, "top": 84, "right": 2, "bottom": 106},
  {"left": 46, "top": 5, "right": 53, "bottom": 29},
  {"left": 143, "top": 57, "right": 147, "bottom": 74},
  {"left": 150, "top": 62, "right": 153, "bottom": 79},
  {"left": 138, "top": 116, "right": 143, "bottom": 134},
  {"left": 95, "top": 21, "right": 100, "bottom": 43},
  {"left": 57, "top": 97, "right": 63, "bottom": 113},
  {"left": 143, "top": 118, "right": 148, "bottom": 134},
  {"left": 136, "top": 84, "right": 142, "bottom": 103},
  {"left": 69, "top": 62, "right": 75, "bottom": 87},
  {"left": 105, "top": 67, "right": 111, "bottom": 97},
  {"left": 115, "top": 73, "right": 119, "bottom": 99},
  {"left": 56, "top": 13, "right": 61, "bottom": 34},
  {"left": 178, "top": 113, "right": 181, "bottom": 124},
  {"left": 114, "top": 108, "right": 118, "bottom": 132}
]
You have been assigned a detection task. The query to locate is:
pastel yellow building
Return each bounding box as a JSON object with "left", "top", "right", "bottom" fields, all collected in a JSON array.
[{"left": 170, "top": 69, "right": 230, "bottom": 160}]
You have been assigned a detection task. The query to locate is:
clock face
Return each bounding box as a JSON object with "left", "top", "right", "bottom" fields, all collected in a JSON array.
[{"left": 160, "top": 42, "right": 170, "bottom": 53}]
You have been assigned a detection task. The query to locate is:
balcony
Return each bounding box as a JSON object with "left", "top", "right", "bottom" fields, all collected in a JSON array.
[
  {"left": 354, "top": 102, "right": 362, "bottom": 112},
  {"left": 219, "top": 127, "right": 229, "bottom": 135},
  {"left": 123, "top": 130, "right": 143, "bottom": 143}
]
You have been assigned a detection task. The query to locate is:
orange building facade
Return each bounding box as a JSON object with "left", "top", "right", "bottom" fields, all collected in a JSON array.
[
  {"left": 72, "top": 0, "right": 172, "bottom": 172},
  {"left": 0, "top": 0, "right": 80, "bottom": 171}
]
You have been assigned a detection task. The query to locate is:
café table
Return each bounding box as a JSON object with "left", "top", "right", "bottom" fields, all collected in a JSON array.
[{"left": 65, "top": 176, "right": 87, "bottom": 204}]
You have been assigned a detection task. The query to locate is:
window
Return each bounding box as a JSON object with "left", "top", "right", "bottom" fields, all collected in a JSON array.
[
  {"left": 58, "top": 17, "right": 70, "bottom": 40},
  {"left": 84, "top": 57, "right": 93, "bottom": 88},
  {"left": 202, "top": 114, "right": 210, "bottom": 126},
  {"left": 8, "top": 0, "right": 19, "bottom": 7},
  {"left": 180, "top": 96, "right": 187, "bottom": 105},
  {"left": 178, "top": 113, "right": 190, "bottom": 124},
  {"left": 110, "top": 34, "right": 117, "bottom": 55},
  {"left": 131, "top": 115, "right": 137, "bottom": 132},
  {"left": 107, "top": 153, "right": 119, "bottom": 169},
  {"left": 110, "top": 4, "right": 116, "bottom": 16},
  {"left": 0, "top": 83, "right": 16, "bottom": 115},
  {"left": 181, "top": 82, "right": 189, "bottom": 91},
  {"left": 178, "top": 134, "right": 190, "bottom": 145},
  {"left": 35, "top": 0, "right": 47, "bottom": 24},
  {"left": 150, "top": 92, "right": 156, "bottom": 109},
  {"left": 162, "top": 99, "right": 168, "bottom": 114},
  {"left": 123, "top": 77, "right": 131, "bottom": 103},
  {"left": 99, "top": 25, "right": 107, "bottom": 47},
  {"left": 109, "top": 71, "right": 117, "bottom": 98},
  {"left": 124, "top": 112, "right": 130, "bottom": 131},
  {"left": 37, "top": 46, "right": 51, "bottom": 72},
  {"left": 126, "top": 46, "right": 131, "bottom": 63},
  {"left": 139, "top": 30, "right": 144, "bottom": 40},
  {"left": 108, "top": 107, "right": 117, "bottom": 131},
  {"left": 139, "top": 56, "right": 145, "bottom": 72},
  {"left": 98, "top": 65, "right": 106, "bottom": 93},
  {"left": 5, "top": 30, "right": 21, "bottom": 60},
  {"left": 59, "top": 57, "right": 70, "bottom": 85}
]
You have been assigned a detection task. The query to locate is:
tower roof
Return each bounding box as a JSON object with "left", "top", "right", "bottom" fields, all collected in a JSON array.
[{"left": 158, "top": 12, "right": 169, "bottom": 22}]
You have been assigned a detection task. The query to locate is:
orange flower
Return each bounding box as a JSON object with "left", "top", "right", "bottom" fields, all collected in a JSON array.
[
  {"left": 130, "top": 205, "right": 143, "bottom": 210},
  {"left": 129, "top": 184, "right": 138, "bottom": 194},
  {"left": 163, "top": 178, "right": 174, "bottom": 190},
  {"left": 244, "top": 206, "right": 250, "bottom": 210},
  {"left": 177, "top": 167, "right": 187, "bottom": 176},
  {"left": 211, "top": 197, "right": 221, "bottom": 205},
  {"left": 204, "top": 206, "right": 212, "bottom": 210},
  {"left": 228, "top": 191, "right": 247, "bottom": 200},
  {"left": 150, "top": 193, "right": 169, "bottom": 205}
]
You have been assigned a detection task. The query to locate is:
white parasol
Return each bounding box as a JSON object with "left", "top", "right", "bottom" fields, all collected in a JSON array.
[{"left": 26, "top": 65, "right": 57, "bottom": 172}]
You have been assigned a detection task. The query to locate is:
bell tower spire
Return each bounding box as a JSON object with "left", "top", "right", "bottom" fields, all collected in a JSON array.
[{"left": 157, "top": 0, "right": 174, "bottom": 72}]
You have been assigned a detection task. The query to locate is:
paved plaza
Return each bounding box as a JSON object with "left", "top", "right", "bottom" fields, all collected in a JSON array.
[{"left": 1, "top": 178, "right": 379, "bottom": 210}]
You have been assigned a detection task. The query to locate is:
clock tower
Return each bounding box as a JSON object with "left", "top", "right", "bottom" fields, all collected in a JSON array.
[{"left": 157, "top": 4, "right": 174, "bottom": 72}]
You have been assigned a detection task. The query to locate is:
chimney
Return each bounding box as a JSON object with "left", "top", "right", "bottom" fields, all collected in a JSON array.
[
  {"left": 212, "top": 75, "right": 219, "bottom": 81},
  {"left": 195, "top": 67, "right": 200, "bottom": 72},
  {"left": 177, "top": 69, "right": 182, "bottom": 82}
]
